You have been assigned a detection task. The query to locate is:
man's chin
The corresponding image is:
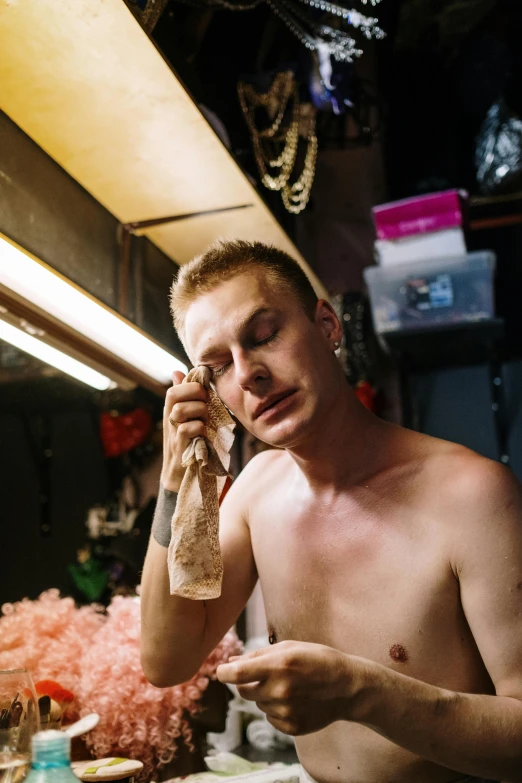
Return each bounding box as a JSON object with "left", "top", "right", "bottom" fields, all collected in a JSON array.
[{"left": 251, "top": 415, "right": 310, "bottom": 450}]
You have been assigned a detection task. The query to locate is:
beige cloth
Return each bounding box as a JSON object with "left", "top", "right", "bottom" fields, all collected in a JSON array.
[{"left": 167, "top": 366, "right": 235, "bottom": 599}]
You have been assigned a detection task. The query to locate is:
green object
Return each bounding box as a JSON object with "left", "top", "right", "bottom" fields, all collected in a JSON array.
[
  {"left": 68, "top": 557, "right": 109, "bottom": 602},
  {"left": 84, "top": 759, "right": 128, "bottom": 774},
  {"left": 25, "top": 729, "right": 80, "bottom": 783}
]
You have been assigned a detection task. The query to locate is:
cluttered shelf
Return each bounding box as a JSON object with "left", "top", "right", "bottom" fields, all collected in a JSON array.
[
  {"left": 233, "top": 743, "right": 299, "bottom": 766},
  {"left": 381, "top": 319, "right": 505, "bottom": 373},
  {"left": 469, "top": 191, "right": 522, "bottom": 232},
  {"left": 363, "top": 189, "right": 512, "bottom": 375}
]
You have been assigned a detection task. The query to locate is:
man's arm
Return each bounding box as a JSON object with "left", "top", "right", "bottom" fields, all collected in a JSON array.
[
  {"left": 218, "top": 459, "right": 522, "bottom": 782},
  {"left": 348, "top": 657, "right": 522, "bottom": 782},
  {"left": 350, "top": 459, "right": 522, "bottom": 782},
  {"left": 140, "top": 373, "right": 258, "bottom": 688},
  {"left": 140, "top": 464, "right": 258, "bottom": 687}
]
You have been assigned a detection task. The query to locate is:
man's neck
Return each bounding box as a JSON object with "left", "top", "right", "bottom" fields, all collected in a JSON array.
[{"left": 287, "top": 384, "right": 391, "bottom": 494}]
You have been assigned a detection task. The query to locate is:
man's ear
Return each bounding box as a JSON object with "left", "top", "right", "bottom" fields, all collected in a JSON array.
[{"left": 314, "top": 299, "right": 343, "bottom": 350}]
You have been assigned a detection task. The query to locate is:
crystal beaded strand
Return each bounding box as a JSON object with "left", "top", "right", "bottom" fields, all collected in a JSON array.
[
  {"left": 283, "top": 0, "right": 362, "bottom": 61},
  {"left": 294, "top": 0, "right": 385, "bottom": 42},
  {"left": 172, "top": 0, "right": 385, "bottom": 60},
  {"left": 266, "top": 0, "right": 318, "bottom": 52},
  {"left": 174, "top": 0, "right": 265, "bottom": 9}
]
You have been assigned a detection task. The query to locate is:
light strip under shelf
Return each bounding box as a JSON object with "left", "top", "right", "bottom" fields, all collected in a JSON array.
[
  {"left": 0, "top": 234, "right": 188, "bottom": 386},
  {"left": 0, "top": 320, "right": 114, "bottom": 390}
]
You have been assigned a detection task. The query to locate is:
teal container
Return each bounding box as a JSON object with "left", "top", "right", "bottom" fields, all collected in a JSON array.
[{"left": 24, "top": 730, "right": 79, "bottom": 783}]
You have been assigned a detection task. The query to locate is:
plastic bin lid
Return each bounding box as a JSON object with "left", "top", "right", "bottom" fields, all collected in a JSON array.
[{"left": 363, "top": 250, "right": 496, "bottom": 282}]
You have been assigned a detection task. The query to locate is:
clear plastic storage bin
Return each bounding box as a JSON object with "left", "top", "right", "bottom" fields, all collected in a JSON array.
[{"left": 363, "top": 251, "right": 496, "bottom": 334}]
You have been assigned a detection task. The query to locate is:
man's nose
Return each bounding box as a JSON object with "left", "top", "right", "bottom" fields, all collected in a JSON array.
[{"left": 234, "top": 351, "right": 269, "bottom": 391}]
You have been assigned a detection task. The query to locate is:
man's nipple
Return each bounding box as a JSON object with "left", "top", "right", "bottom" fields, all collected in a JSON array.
[{"left": 389, "top": 643, "right": 408, "bottom": 663}]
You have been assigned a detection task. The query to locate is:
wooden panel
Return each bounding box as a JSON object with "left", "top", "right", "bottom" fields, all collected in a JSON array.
[
  {"left": 0, "top": 0, "right": 327, "bottom": 297},
  {"left": 0, "top": 112, "right": 118, "bottom": 309},
  {"left": 147, "top": 203, "right": 309, "bottom": 265}
]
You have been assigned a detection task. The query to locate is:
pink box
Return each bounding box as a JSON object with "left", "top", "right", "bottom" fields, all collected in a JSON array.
[{"left": 372, "top": 189, "right": 468, "bottom": 241}]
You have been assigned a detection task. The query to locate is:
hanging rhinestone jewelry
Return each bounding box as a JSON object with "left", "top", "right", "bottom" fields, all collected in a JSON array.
[
  {"left": 174, "top": 0, "right": 265, "bottom": 9},
  {"left": 266, "top": 1, "right": 318, "bottom": 52},
  {"left": 172, "top": 0, "right": 385, "bottom": 61},
  {"left": 344, "top": 8, "right": 385, "bottom": 39},
  {"left": 267, "top": 0, "right": 384, "bottom": 61},
  {"left": 291, "top": 0, "right": 385, "bottom": 47},
  {"left": 169, "top": 0, "right": 385, "bottom": 211}
]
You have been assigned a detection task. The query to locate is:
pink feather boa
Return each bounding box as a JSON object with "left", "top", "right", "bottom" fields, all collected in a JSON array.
[{"left": 0, "top": 590, "right": 242, "bottom": 779}]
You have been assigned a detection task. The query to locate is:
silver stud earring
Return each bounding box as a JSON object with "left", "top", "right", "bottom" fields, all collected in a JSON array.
[{"left": 334, "top": 341, "right": 340, "bottom": 349}]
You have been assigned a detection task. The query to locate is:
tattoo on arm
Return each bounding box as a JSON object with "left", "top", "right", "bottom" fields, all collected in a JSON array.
[{"left": 151, "top": 485, "right": 177, "bottom": 548}]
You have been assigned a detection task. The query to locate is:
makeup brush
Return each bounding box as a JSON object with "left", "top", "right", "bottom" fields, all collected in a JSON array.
[{"left": 38, "top": 695, "right": 51, "bottom": 726}]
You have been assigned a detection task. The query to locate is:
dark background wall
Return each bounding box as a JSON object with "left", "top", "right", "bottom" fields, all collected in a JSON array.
[
  {"left": 400, "top": 218, "right": 522, "bottom": 483},
  {"left": 1, "top": 405, "right": 107, "bottom": 604},
  {"left": 407, "top": 359, "right": 522, "bottom": 479}
]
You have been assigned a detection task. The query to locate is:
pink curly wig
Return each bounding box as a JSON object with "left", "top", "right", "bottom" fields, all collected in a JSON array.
[
  {"left": 0, "top": 591, "right": 242, "bottom": 780},
  {"left": 0, "top": 590, "right": 104, "bottom": 693}
]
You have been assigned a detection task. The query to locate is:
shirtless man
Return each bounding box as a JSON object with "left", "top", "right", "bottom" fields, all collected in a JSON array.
[{"left": 140, "top": 240, "right": 522, "bottom": 783}]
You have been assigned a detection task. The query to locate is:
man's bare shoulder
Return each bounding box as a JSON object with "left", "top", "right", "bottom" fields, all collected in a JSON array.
[
  {"left": 239, "top": 448, "right": 293, "bottom": 491},
  {"left": 421, "top": 435, "right": 516, "bottom": 502},
  {"left": 222, "top": 448, "right": 292, "bottom": 519},
  {"left": 415, "top": 433, "right": 522, "bottom": 545}
]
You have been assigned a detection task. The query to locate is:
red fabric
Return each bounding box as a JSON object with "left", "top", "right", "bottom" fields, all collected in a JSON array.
[
  {"left": 35, "top": 679, "right": 75, "bottom": 703},
  {"left": 355, "top": 380, "right": 377, "bottom": 412},
  {"left": 219, "top": 475, "right": 233, "bottom": 506},
  {"left": 100, "top": 408, "right": 152, "bottom": 458}
]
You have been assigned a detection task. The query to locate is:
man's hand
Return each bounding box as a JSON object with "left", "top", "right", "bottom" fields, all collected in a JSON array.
[
  {"left": 161, "top": 370, "right": 209, "bottom": 492},
  {"left": 216, "top": 640, "right": 365, "bottom": 736}
]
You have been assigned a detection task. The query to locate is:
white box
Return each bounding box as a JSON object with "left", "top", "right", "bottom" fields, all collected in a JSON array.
[{"left": 375, "top": 228, "right": 467, "bottom": 267}]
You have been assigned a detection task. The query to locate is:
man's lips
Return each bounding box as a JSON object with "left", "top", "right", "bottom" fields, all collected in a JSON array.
[{"left": 253, "top": 390, "right": 297, "bottom": 420}]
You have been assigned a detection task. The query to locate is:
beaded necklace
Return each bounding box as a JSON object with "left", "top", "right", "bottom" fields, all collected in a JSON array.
[{"left": 238, "top": 71, "right": 318, "bottom": 213}]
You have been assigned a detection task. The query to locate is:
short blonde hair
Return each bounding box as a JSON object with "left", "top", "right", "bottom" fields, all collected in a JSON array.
[{"left": 170, "top": 239, "right": 318, "bottom": 339}]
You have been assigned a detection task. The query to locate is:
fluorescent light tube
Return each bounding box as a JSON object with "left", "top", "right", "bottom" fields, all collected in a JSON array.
[
  {"left": 0, "top": 320, "right": 113, "bottom": 390},
  {"left": 0, "top": 235, "right": 188, "bottom": 384}
]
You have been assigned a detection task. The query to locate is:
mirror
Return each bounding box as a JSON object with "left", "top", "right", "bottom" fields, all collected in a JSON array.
[{"left": 0, "top": 340, "right": 164, "bottom": 607}]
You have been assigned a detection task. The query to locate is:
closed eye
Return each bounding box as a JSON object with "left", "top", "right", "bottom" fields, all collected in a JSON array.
[
  {"left": 254, "top": 331, "right": 278, "bottom": 349},
  {"left": 210, "top": 331, "right": 279, "bottom": 380},
  {"left": 211, "top": 362, "right": 232, "bottom": 379}
]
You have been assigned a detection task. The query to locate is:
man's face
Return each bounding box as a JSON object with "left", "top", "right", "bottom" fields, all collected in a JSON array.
[{"left": 183, "top": 271, "right": 341, "bottom": 449}]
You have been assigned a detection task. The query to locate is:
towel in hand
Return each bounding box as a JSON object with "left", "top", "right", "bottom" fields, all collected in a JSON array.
[{"left": 167, "top": 366, "right": 235, "bottom": 599}]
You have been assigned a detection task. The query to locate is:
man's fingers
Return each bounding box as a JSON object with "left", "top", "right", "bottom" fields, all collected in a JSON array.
[
  {"left": 234, "top": 647, "right": 272, "bottom": 661},
  {"left": 266, "top": 714, "right": 298, "bottom": 736},
  {"left": 256, "top": 703, "right": 298, "bottom": 736},
  {"left": 217, "top": 643, "right": 296, "bottom": 684},
  {"left": 216, "top": 656, "right": 271, "bottom": 685},
  {"left": 236, "top": 681, "right": 266, "bottom": 701},
  {"left": 220, "top": 647, "right": 271, "bottom": 667},
  {"left": 172, "top": 371, "right": 186, "bottom": 385},
  {"left": 170, "top": 401, "right": 209, "bottom": 425},
  {"left": 176, "top": 420, "right": 207, "bottom": 442},
  {"left": 167, "top": 382, "right": 208, "bottom": 404}
]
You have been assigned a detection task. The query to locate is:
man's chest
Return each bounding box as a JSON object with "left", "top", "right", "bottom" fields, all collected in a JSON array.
[{"left": 250, "top": 502, "right": 490, "bottom": 690}]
